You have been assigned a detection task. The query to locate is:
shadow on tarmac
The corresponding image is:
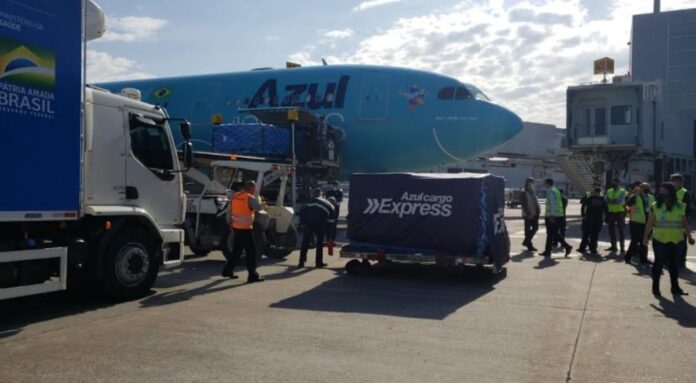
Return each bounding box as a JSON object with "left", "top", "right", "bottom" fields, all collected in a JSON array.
[
  {"left": 0, "top": 255, "right": 294, "bottom": 339},
  {"left": 0, "top": 289, "right": 115, "bottom": 340},
  {"left": 140, "top": 258, "right": 311, "bottom": 307},
  {"left": 270, "top": 263, "right": 503, "bottom": 320},
  {"left": 650, "top": 295, "right": 696, "bottom": 328}
]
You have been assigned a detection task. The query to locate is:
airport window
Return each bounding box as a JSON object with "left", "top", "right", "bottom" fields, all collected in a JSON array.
[
  {"left": 594, "top": 107, "right": 607, "bottom": 136},
  {"left": 611, "top": 105, "right": 632, "bottom": 125},
  {"left": 438, "top": 87, "right": 455, "bottom": 100},
  {"left": 129, "top": 115, "right": 175, "bottom": 179},
  {"left": 455, "top": 87, "right": 472, "bottom": 100}
]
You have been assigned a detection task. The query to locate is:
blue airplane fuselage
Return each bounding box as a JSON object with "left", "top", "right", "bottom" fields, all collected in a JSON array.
[{"left": 99, "top": 65, "right": 522, "bottom": 175}]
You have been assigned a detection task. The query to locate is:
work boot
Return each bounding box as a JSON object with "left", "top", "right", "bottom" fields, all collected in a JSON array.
[
  {"left": 247, "top": 274, "right": 264, "bottom": 283},
  {"left": 652, "top": 281, "right": 661, "bottom": 297},
  {"left": 564, "top": 245, "right": 573, "bottom": 258}
]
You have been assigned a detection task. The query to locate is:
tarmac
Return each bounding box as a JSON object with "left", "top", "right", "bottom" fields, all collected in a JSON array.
[{"left": 0, "top": 199, "right": 694, "bottom": 383}]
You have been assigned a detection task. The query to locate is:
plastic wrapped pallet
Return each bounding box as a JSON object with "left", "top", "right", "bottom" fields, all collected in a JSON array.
[
  {"left": 212, "top": 124, "right": 290, "bottom": 156},
  {"left": 347, "top": 173, "right": 510, "bottom": 267}
]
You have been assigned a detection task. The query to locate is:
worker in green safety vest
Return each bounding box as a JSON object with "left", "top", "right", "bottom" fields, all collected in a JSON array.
[
  {"left": 643, "top": 182, "right": 694, "bottom": 297},
  {"left": 605, "top": 178, "right": 627, "bottom": 254},
  {"left": 541, "top": 178, "right": 572, "bottom": 257},
  {"left": 626, "top": 183, "right": 654, "bottom": 264},
  {"left": 670, "top": 173, "right": 691, "bottom": 268}
]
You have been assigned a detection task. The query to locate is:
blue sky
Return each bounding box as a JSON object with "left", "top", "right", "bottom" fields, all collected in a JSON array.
[{"left": 87, "top": 0, "right": 696, "bottom": 127}]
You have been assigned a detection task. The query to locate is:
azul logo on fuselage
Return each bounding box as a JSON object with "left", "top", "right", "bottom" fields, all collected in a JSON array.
[{"left": 248, "top": 75, "right": 349, "bottom": 110}]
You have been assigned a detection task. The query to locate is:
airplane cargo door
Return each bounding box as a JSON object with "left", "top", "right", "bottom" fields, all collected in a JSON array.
[{"left": 360, "top": 72, "right": 390, "bottom": 121}]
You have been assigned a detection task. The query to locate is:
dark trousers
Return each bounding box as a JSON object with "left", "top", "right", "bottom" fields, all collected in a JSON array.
[
  {"left": 652, "top": 240, "right": 682, "bottom": 291},
  {"left": 606, "top": 212, "right": 626, "bottom": 250},
  {"left": 327, "top": 205, "right": 340, "bottom": 242},
  {"left": 544, "top": 217, "right": 570, "bottom": 252},
  {"left": 626, "top": 222, "right": 648, "bottom": 262},
  {"left": 229, "top": 229, "right": 257, "bottom": 276},
  {"left": 679, "top": 236, "right": 687, "bottom": 267},
  {"left": 579, "top": 219, "right": 602, "bottom": 253},
  {"left": 300, "top": 223, "right": 325, "bottom": 265},
  {"left": 523, "top": 216, "right": 539, "bottom": 246},
  {"left": 327, "top": 219, "right": 338, "bottom": 242}
]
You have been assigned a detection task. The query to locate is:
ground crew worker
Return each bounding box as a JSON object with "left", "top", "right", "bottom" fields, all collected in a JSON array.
[
  {"left": 625, "top": 183, "right": 654, "bottom": 264},
  {"left": 520, "top": 177, "right": 540, "bottom": 252},
  {"left": 224, "top": 180, "right": 264, "bottom": 283},
  {"left": 577, "top": 188, "right": 595, "bottom": 253},
  {"left": 299, "top": 188, "right": 335, "bottom": 268},
  {"left": 326, "top": 196, "right": 338, "bottom": 255},
  {"left": 578, "top": 187, "right": 606, "bottom": 254},
  {"left": 643, "top": 182, "right": 693, "bottom": 297},
  {"left": 670, "top": 173, "right": 691, "bottom": 268},
  {"left": 605, "top": 178, "right": 627, "bottom": 254},
  {"left": 556, "top": 189, "right": 569, "bottom": 248},
  {"left": 325, "top": 181, "right": 343, "bottom": 248},
  {"left": 541, "top": 178, "right": 572, "bottom": 257}
]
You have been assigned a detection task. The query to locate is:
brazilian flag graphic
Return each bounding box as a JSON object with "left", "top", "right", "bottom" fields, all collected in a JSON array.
[{"left": 0, "top": 37, "right": 55, "bottom": 89}]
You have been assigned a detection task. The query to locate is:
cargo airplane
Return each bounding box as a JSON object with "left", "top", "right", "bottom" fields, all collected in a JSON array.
[{"left": 99, "top": 65, "right": 523, "bottom": 175}]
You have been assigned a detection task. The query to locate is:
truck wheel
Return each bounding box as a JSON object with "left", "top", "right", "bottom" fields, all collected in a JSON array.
[
  {"left": 264, "top": 225, "right": 298, "bottom": 259},
  {"left": 102, "top": 228, "right": 159, "bottom": 301},
  {"left": 187, "top": 242, "right": 211, "bottom": 258},
  {"left": 345, "top": 259, "right": 362, "bottom": 275}
]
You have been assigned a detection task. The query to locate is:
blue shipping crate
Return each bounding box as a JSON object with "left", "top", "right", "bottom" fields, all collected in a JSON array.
[{"left": 212, "top": 124, "right": 290, "bottom": 156}]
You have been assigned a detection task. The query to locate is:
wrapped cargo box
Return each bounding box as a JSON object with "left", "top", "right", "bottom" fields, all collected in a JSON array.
[
  {"left": 212, "top": 123, "right": 290, "bottom": 157},
  {"left": 211, "top": 123, "right": 312, "bottom": 160},
  {"left": 342, "top": 173, "right": 509, "bottom": 272}
]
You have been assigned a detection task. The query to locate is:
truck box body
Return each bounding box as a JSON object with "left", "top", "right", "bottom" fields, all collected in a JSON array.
[
  {"left": 0, "top": 0, "right": 82, "bottom": 220},
  {"left": 347, "top": 173, "right": 510, "bottom": 267}
]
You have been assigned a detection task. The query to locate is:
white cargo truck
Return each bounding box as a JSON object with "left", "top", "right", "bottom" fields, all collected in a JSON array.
[{"left": 0, "top": 0, "right": 192, "bottom": 300}]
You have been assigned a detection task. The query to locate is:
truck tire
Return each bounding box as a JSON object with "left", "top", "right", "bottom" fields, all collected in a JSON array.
[
  {"left": 345, "top": 259, "right": 362, "bottom": 275},
  {"left": 102, "top": 228, "right": 160, "bottom": 301},
  {"left": 187, "top": 241, "right": 211, "bottom": 258},
  {"left": 264, "top": 225, "right": 298, "bottom": 259}
]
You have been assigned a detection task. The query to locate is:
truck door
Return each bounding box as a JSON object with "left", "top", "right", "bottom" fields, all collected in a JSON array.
[
  {"left": 359, "top": 71, "right": 390, "bottom": 121},
  {"left": 124, "top": 111, "right": 183, "bottom": 227}
]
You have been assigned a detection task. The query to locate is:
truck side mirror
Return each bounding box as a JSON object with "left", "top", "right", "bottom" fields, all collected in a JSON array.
[
  {"left": 180, "top": 121, "right": 191, "bottom": 140},
  {"left": 182, "top": 141, "right": 193, "bottom": 170}
]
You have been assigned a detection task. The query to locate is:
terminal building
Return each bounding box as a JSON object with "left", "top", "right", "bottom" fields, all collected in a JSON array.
[
  {"left": 560, "top": 3, "right": 696, "bottom": 192},
  {"left": 439, "top": 122, "right": 573, "bottom": 195}
]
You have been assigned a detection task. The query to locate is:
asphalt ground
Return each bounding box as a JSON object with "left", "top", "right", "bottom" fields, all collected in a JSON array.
[{"left": 1, "top": 200, "right": 695, "bottom": 383}]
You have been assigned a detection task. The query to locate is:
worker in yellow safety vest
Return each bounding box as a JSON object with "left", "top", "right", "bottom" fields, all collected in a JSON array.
[
  {"left": 223, "top": 180, "right": 264, "bottom": 283},
  {"left": 541, "top": 178, "right": 572, "bottom": 257},
  {"left": 670, "top": 173, "right": 691, "bottom": 268},
  {"left": 605, "top": 178, "right": 627, "bottom": 254},
  {"left": 625, "top": 183, "right": 654, "bottom": 264},
  {"left": 643, "top": 182, "right": 694, "bottom": 297}
]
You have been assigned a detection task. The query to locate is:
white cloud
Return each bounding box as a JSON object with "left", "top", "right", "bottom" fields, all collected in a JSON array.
[
  {"left": 353, "top": 0, "right": 402, "bottom": 12},
  {"left": 325, "top": 28, "right": 354, "bottom": 39},
  {"left": 297, "top": 0, "right": 696, "bottom": 127},
  {"left": 86, "top": 50, "right": 152, "bottom": 82},
  {"left": 101, "top": 16, "right": 168, "bottom": 42}
]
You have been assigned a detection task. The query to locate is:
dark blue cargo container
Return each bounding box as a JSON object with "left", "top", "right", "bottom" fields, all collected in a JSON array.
[{"left": 342, "top": 173, "right": 510, "bottom": 271}]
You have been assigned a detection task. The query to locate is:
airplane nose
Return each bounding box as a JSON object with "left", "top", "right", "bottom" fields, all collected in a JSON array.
[{"left": 432, "top": 102, "right": 523, "bottom": 162}]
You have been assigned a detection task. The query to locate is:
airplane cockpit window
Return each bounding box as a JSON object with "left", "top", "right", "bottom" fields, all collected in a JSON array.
[
  {"left": 455, "top": 87, "right": 472, "bottom": 100},
  {"left": 437, "top": 87, "right": 455, "bottom": 100},
  {"left": 465, "top": 85, "right": 491, "bottom": 101}
]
